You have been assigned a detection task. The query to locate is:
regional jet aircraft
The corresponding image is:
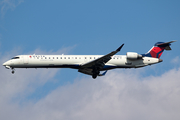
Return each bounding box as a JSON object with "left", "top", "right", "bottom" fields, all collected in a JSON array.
[{"left": 3, "top": 41, "right": 176, "bottom": 79}]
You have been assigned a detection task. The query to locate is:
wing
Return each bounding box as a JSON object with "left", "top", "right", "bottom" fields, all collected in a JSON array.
[
  {"left": 78, "top": 44, "right": 124, "bottom": 78},
  {"left": 80, "top": 44, "right": 124, "bottom": 69}
]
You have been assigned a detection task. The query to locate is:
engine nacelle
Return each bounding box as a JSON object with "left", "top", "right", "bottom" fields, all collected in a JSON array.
[{"left": 126, "top": 52, "right": 142, "bottom": 60}]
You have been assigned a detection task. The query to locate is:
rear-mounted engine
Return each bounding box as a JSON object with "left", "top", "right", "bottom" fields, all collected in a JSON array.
[{"left": 126, "top": 52, "right": 142, "bottom": 60}]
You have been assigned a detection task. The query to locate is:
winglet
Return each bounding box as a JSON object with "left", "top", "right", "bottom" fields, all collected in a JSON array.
[{"left": 116, "top": 44, "right": 124, "bottom": 51}]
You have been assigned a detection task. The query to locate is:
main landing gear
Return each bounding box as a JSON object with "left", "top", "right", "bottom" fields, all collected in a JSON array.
[
  {"left": 92, "top": 74, "right": 97, "bottom": 79},
  {"left": 92, "top": 68, "right": 100, "bottom": 79}
]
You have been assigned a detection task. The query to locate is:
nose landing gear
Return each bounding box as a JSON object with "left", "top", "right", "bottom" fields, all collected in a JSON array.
[{"left": 11, "top": 68, "right": 15, "bottom": 74}]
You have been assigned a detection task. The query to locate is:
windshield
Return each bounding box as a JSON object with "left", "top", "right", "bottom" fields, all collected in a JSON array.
[{"left": 11, "top": 57, "right": 20, "bottom": 59}]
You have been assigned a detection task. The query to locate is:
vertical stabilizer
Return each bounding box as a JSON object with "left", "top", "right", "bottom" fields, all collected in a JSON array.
[{"left": 142, "top": 41, "right": 176, "bottom": 58}]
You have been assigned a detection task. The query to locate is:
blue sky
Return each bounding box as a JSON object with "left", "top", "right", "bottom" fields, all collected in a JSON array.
[{"left": 0, "top": 0, "right": 180, "bottom": 120}]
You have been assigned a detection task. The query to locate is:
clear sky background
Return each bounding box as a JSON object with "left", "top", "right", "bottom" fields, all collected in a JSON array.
[{"left": 0, "top": 0, "right": 180, "bottom": 120}]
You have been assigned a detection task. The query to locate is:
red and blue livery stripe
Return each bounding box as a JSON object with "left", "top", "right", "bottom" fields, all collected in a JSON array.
[{"left": 142, "top": 42, "right": 171, "bottom": 58}]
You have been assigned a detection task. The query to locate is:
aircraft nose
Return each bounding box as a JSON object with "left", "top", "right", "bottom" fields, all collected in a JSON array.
[
  {"left": 2, "top": 61, "right": 11, "bottom": 69},
  {"left": 3, "top": 62, "right": 7, "bottom": 66},
  {"left": 3, "top": 61, "right": 10, "bottom": 66}
]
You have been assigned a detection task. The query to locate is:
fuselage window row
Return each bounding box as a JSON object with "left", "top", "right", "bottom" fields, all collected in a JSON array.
[{"left": 28, "top": 56, "right": 115, "bottom": 60}]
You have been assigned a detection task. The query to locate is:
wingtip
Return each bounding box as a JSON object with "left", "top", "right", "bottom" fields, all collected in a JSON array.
[
  {"left": 116, "top": 43, "right": 124, "bottom": 51},
  {"left": 171, "top": 40, "right": 177, "bottom": 43}
]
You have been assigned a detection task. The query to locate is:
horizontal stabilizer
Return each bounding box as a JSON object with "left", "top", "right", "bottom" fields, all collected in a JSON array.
[
  {"left": 156, "top": 40, "right": 177, "bottom": 47},
  {"left": 165, "top": 46, "right": 172, "bottom": 50}
]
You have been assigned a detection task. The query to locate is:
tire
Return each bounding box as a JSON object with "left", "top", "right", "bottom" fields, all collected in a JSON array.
[{"left": 92, "top": 74, "right": 97, "bottom": 79}]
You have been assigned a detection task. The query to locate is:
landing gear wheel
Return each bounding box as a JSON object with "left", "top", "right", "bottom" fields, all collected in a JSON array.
[
  {"left": 11, "top": 68, "right": 15, "bottom": 74},
  {"left": 92, "top": 68, "right": 99, "bottom": 79},
  {"left": 92, "top": 74, "right": 97, "bottom": 79}
]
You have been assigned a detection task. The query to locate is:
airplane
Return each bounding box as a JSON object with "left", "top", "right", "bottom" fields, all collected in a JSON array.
[{"left": 2, "top": 41, "right": 176, "bottom": 79}]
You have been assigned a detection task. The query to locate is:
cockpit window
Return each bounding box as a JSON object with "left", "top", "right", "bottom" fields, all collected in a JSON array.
[{"left": 11, "top": 57, "right": 20, "bottom": 59}]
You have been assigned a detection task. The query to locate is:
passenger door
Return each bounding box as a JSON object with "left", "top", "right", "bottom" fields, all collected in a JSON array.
[{"left": 23, "top": 55, "right": 29, "bottom": 64}]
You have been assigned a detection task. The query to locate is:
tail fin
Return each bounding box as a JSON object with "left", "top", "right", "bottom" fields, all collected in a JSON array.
[{"left": 142, "top": 41, "right": 176, "bottom": 58}]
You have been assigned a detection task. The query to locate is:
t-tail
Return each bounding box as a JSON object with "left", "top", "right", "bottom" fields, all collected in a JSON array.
[{"left": 142, "top": 41, "right": 176, "bottom": 58}]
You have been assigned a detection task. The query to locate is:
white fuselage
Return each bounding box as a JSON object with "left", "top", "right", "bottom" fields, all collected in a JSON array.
[
  {"left": 3, "top": 41, "right": 174, "bottom": 78},
  {"left": 3, "top": 55, "right": 161, "bottom": 70}
]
